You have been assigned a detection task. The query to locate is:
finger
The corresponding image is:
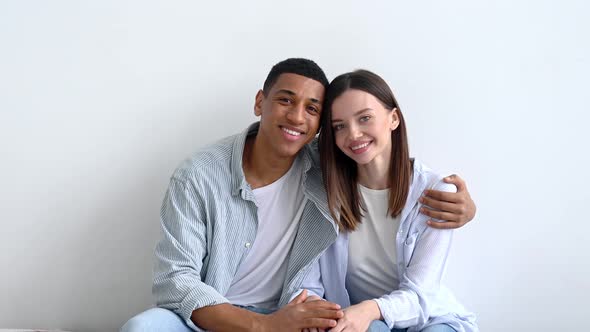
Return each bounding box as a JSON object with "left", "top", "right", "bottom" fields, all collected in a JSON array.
[
  {"left": 420, "top": 207, "right": 461, "bottom": 222},
  {"left": 427, "top": 219, "right": 465, "bottom": 229},
  {"left": 304, "top": 300, "right": 341, "bottom": 311},
  {"left": 302, "top": 318, "right": 338, "bottom": 329},
  {"left": 444, "top": 174, "right": 467, "bottom": 192},
  {"left": 327, "top": 320, "right": 345, "bottom": 332},
  {"left": 419, "top": 196, "right": 461, "bottom": 214},
  {"left": 306, "top": 295, "right": 322, "bottom": 302},
  {"left": 304, "top": 299, "right": 340, "bottom": 308},
  {"left": 291, "top": 289, "right": 308, "bottom": 305},
  {"left": 424, "top": 189, "right": 465, "bottom": 203},
  {"left": 423, "top": 189, "right": 464, "bottom": 204},
  {"left": 302, "top": 307, "right": 344, "bottom": 320}
]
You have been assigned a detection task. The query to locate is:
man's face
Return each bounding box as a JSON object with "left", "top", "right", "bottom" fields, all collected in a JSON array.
[{"left": 254, "top": 73, "right": 325, "bottom": 159}]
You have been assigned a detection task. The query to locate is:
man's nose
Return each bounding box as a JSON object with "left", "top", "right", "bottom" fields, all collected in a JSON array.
[{"left": 287, "top": 104, "right": 305, "bottom": 124}]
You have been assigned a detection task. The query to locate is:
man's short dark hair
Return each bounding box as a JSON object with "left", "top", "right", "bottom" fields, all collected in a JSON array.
[{"left": 263, "top": 58, "right": 329, "bottom": 95}]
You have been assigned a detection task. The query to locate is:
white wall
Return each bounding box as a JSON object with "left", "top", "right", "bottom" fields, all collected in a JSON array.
[{"left": 1, "top": 1, "right": 588, "bottom": 331}]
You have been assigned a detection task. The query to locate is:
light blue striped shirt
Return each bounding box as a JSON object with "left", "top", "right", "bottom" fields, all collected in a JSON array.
[{"left": 152, "top": 122, "right": 338, "bottom": 330}]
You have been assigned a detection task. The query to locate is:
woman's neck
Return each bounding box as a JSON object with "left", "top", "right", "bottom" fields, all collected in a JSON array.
[{"left": 357, "top": 157, "right": 390, "bottom": 190}]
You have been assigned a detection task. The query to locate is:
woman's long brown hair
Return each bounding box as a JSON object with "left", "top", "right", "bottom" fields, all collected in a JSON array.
[{"left": 319, "top": 70, "right": 411, "bottom": 232}]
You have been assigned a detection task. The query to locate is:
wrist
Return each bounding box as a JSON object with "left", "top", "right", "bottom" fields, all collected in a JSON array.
[
  {"left": 361, "top": 300, "right": 382, "bottom": 321},
  {"left": 253, "top": 312, "right": 272, "bottom": 332}
]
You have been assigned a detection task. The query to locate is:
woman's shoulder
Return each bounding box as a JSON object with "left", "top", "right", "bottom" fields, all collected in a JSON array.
[
  {"left": 405, "top": 159, "right": 458, "bottom": 231},
  {"left": 412, "top": 159, "right": 457, "bottom": 194}
]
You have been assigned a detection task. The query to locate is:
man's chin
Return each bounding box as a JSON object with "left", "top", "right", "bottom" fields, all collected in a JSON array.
[{"left": 277, "top": 145, "right": 305, "bottom": 159}]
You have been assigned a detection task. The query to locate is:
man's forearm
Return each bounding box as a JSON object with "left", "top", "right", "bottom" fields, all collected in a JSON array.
[{"left": 190, "top": 303, "right": 268, "bottom": 332}]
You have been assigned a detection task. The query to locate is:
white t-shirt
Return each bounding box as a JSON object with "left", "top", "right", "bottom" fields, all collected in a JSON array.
[
  {"left": 346, "top": 184, "right": 401, "bottom": 304},
  {"left": 225, "top": 157, "right": 305, "bottom": 309}
]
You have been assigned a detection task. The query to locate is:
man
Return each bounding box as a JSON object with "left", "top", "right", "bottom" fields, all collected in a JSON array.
[{"left": 121, "top": 58, "right": 475, "bottom": 332}]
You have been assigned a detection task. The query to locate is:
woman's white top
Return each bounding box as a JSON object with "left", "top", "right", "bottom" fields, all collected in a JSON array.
[{"left": 346, "top": 185, "right": 401, "bottom": 304}]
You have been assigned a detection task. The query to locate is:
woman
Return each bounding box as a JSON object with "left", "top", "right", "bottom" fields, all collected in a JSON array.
[{"left": 301, "top": 70, "right": 477, "bottom": 332}]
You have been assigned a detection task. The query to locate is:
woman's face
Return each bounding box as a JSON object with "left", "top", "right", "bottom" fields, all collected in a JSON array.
[{"left": 330, "top": 89, "right": 399, "bottom": 166}]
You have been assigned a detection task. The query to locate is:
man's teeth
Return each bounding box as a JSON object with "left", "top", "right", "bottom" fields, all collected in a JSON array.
[
  {"left": 282, "top": 127, "right": 302, "bottom": 136},
  {"left": 351, "top": 142, "right": 370, "bottom": 150}
]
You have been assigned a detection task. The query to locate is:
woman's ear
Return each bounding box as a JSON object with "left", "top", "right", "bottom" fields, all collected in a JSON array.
[{"left": 390, "top": 107, "right": 400, "bottom": 131}]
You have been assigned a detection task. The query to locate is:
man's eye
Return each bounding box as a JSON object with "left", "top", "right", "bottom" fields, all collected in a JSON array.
[
  {"left": 278, "top": 98, "right": 292, "bottom": 104},
  {"left": 308, "top": 106, "right": 319, "bottom": 113}
]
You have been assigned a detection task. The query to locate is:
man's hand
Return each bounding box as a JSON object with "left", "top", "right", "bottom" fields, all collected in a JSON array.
[
  {"left": 259, "top": 290, "right": 343, "bottom": 332},
  {"left": 330, "top": 300, "right": 380, "bottom": 332},
  {"left": 302, "top": 295, "right": 326, "bottom": 332},
  {"left": 420, "top": 174, "right": 476, "bottom": 230}
]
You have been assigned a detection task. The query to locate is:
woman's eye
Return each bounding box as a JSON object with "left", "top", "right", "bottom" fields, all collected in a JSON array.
[
  {"left": 333, "top": 124, "right": 344, "bottom": 131},
  {"left": 360, "top": 116, "right": 371, "bottom": 122}
]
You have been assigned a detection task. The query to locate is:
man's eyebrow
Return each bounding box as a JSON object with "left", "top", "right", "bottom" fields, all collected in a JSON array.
[
  {"left": 276, "top": 89, "right": 321, "bottom": 104},
  {"left": 275, "top": 89, "right": 296, "bottom": 96},
  {"left": 332, "top": 108, "right": 373, "bottom": 122}
]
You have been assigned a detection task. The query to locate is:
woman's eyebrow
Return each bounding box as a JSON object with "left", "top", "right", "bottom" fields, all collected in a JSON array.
[{"left": 332, "top": 108, "right": 373, "bottom": 122}]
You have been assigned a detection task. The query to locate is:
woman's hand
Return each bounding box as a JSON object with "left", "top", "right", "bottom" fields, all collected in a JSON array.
[{"left": 330, "top": 300, "right": 381, "bottom": 332}]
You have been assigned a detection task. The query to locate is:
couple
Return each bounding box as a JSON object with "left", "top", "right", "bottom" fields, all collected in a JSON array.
[{"left": 121, "top": 58, "right": 478, "bottom": 332}]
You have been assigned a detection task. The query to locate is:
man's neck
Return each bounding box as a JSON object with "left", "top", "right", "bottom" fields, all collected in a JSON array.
[{"left": 242, "top": 135, "right": 296, "bottom": 189}]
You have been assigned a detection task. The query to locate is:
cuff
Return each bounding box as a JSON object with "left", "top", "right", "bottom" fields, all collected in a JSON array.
[
  {"left": 178, "top": 286, "right": 230, "bottom": 331},
  {"left": 374, "top": 297, "right": 396, "bottom": 329}
]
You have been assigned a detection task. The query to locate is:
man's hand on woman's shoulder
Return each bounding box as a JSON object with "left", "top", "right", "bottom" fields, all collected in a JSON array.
[{"left": 420, "top": 174, "right": 477, "bottom": 230}]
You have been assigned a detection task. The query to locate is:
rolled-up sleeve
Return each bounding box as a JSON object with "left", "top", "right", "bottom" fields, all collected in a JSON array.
[{"left": 153, "top": 177, "right": 229, "bottom": 329}]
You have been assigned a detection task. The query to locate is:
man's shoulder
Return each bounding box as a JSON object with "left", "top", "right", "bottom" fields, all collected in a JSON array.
[
  {"left": 172, "top": 134, "right": 238, "bottom": 183},
  {"left": 304, "top": 137, "right": 321, "bottom": 167}
]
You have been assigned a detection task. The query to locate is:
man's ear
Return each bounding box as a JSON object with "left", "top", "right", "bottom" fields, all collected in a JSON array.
[
  {"left": 390, "top": 107, "right": 400, "bottom": 131},
  {"left": 254, "top": 90, "right": 265, "bottom": 116}
]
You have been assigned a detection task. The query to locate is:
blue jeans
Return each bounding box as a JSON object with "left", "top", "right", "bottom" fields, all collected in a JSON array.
[
  {"left": 368, "top": 320, "right": 456, "bottom": 332},
  {"left": 120, "top": 306, "right": 274, "bottom": 332}
]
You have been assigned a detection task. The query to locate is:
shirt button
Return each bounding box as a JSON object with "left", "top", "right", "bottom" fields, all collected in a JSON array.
[{"left": 245, "top": 242, "right": 251, "bottom": 248}]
